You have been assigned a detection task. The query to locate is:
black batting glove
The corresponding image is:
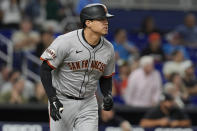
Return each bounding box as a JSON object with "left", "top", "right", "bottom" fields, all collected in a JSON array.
[
  {"left": 49, "top": 96, "right": 64, "bottom": 121},
  {"left": 103, "top": 94, "right": 113, "bottom": 111}
]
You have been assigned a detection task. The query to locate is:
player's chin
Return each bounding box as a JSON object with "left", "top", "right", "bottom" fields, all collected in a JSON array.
[
  {"left": 102, "top": 30, "right": 108, "bottom": 35},
  {"left": 102, "top": 32, "right": 108, "bottom": 36}
]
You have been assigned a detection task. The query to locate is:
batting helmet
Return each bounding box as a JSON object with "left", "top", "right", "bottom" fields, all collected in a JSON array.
[{"left": 80, "top": 3, "right": 114, "bottom": 27}]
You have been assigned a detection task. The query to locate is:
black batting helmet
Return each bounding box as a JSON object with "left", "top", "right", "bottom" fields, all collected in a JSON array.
[{"left": 80, "top": 3, "right": 114, "bottom": 27}]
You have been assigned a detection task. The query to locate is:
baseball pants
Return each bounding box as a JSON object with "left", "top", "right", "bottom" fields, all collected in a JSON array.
[{"left": 49, "top": 95, "right": 98, "bottom": 131}]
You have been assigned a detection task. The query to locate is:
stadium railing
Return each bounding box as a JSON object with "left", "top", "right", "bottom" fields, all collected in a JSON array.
[{"left": 0, "top": 34, "right": 41, "bottom": 82}]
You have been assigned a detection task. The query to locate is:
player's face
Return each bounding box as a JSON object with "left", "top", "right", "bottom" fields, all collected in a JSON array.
[{"left": 88, "top": 19, "right": 109, "bottom": 35}]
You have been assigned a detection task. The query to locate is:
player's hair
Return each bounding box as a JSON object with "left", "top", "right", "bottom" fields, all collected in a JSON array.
[{"left": 82, "top": 22, "right": 86, "bottom": 28}]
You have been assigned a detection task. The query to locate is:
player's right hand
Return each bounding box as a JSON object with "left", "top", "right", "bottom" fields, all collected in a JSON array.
[{"left": 49, "top": 96, "right": 64, "bottom": 121}]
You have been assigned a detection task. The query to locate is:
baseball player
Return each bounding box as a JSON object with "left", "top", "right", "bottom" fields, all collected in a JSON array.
[{"left": 40, "top": 3, "right": 115, "bottom": 131}]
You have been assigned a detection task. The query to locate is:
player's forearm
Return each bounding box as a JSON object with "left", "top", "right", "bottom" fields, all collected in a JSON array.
[
  {"left": 99, "top": 77, "right": 112, "bottom": 97},
  {"left": 40, "top": 61, "right": 57, "bottom": 98}
]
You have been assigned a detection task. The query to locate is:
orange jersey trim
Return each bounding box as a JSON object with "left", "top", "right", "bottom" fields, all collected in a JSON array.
[
  {"left": 103, "top": 72, "right": 115, "bottom": 78},
  {"left": 40, "top": 57, "right": 45, "bottom": 61},
  {"left": 40, "top": 57, "right": 56, "bottom": 69}
]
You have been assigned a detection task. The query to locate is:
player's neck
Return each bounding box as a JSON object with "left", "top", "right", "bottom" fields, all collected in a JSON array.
[{"left": 83, "top": 28, "right": 101, "bottom": 46}]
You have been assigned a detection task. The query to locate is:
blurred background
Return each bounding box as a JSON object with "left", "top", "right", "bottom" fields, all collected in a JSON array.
[{"left": 1, "top": 0, "right": 197, "bottom": 131}]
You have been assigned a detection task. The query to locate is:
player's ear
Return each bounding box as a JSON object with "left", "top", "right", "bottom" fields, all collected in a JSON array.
[{"left": 85, "top": 20, "right": 93, "bottom": 27}]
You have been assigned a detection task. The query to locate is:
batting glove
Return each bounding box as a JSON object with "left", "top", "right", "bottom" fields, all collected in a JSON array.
[
  {"left": 103, "top": 94, "right": 113, "bottom": 111},
  {"left": 49, "top": 96, "right": 64, "bottom": 121}
]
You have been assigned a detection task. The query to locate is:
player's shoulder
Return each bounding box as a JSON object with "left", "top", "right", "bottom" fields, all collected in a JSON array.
[
  {"left": 56, "top": 29, "right": 79, "bottom": 41},
  {"left": 102, "top": 37, "right": 114, "bottom": 50},
  {"left": 49, "top": 30, "right": 79, "bottom": 48}
]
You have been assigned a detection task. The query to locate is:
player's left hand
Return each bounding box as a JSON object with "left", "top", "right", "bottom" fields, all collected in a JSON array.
[{"left": 103, "top": 94, "right": 113, "bottom": 111}]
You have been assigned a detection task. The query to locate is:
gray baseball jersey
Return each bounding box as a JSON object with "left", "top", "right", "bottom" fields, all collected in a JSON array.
[{"left": 40, "top": 29, "right": 115, "bottom": 98}]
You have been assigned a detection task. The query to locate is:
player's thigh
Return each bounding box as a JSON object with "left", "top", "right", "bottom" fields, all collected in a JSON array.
[
  {"left": 49, "top": 116, "right": 73, "bottom": 131},
  {"left": 48, "top": 99, "right": 78, "bottom": 131},
  {"left": 74, "top": 96, "right": 98, "bottom": 131},
  {"left": 74, "top": 114, "right": 98, "bottom": 131},
  {"left": 74, "top": 122, "right": 98, "bottom": 131}
]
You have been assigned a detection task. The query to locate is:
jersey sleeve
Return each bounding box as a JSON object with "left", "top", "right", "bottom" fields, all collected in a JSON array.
[
  {"left": 103, "top": 47, "right": 115, "bottom": 78},
  {"left": 40, "top": 36, "right": 69, "bottom": 69}
]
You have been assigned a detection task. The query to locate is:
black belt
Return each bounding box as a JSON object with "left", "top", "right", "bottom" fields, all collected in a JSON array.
[{"left": 65, "top": 95, "right": 84, "bottom": 100}]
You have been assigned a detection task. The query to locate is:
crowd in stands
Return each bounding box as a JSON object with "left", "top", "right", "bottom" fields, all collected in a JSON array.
[
  {"left": 0, "top": 64, "right": 48, "bottom": 104},
  {"left": 112, "top": 12, "right": 197, "bottom": 109},
  {"left": 1, "top": 0, "right": 197, "bottom": 128},
  {"left": 0, "top": 0, "right": 80, "bottom": 104},
  {"left": 140, "top": 93, "right": 191, "bottom": 128}
]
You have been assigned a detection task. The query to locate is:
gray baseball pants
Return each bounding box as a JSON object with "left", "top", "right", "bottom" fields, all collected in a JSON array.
[{"left": 49, "top": 95, "right": 98, "bottom": 131}]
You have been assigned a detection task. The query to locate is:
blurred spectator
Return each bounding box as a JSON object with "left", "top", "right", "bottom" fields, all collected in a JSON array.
[
  {"left": 1, "top": 69, "right": 34, "bottom": 100},
  {"left": 163, "top": 50, "right": 186, "bottom": 80},
  {"left": 112, "top": 28, "right": 138, "bottom": 65},
  {"left": 35, "top": 30, "right": 54, "bottom": 57},
  {"left": 175, "top": 13, "right": 197, "bottom": 47},
  {"left": 12, "top": 19, "right": 40, "bottom": 52},
  {"left": 113, "top": 63, "right": 130, "bottom": 104},
  {"left": 99, "top": 109, "right": 132, "bottom": 131},
  {"left": 163, "top": 32, "right": 190, "bottom": 60},
  {"left": 181, "top": 60, "right": 197, "bottom": 95},
  {"left": 24, "top": 0, "right": 41, "bottom": 20},
  {"left": 129, "top": 58, "right": 140, "bottom": 73},
  {"left": 38, "top": 0, "right": 67, "bottom": 33},
  {"left": 164, "top": 73, "right": 189, "bottom": 108},
  {"left": 141, "top": 32, "right": 165, "bottom": 62},
  {"left": 0, "top": 0, "right": 22, "bottom": 29},
  {"left": 118, "top": 63, "right": 131, "bottom": 92},
  {"left": 164, "top": 83, "right": 184, "bottom": 108},
  {"left": 44, "top": 1, "right": 78, "bottom": 33},
  {"left": 24, "top": 0, "right": 46, "bottom": 25},
  {"left": 45, "top": 0, "right": 64, "bottom": 21},
  {"left": 140, "top": 93, "right": 191, "bottom": 128},
  {"left": 29, "top": 82, "right": 48, "bottom": 104},
  {"left": 139, "top": 16, "right": 161, "bottom": 35},
  {"left": 62, "top": 20, "right": 80, "bottom": 34},
  {"left": 0, "top": 65, "right": 11, "bottom": 88},
  {"left": 124, "top": 56, "right": 162, "bottom": 107},
  {"left": 0, "top": 77, "right": 27, "bottom": 104},
  {"left": 75, "top": 0, "right": 101, "bottom": 15},
  {"left": 1, "top": 70, "right": 21, "bottom": 95}
]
